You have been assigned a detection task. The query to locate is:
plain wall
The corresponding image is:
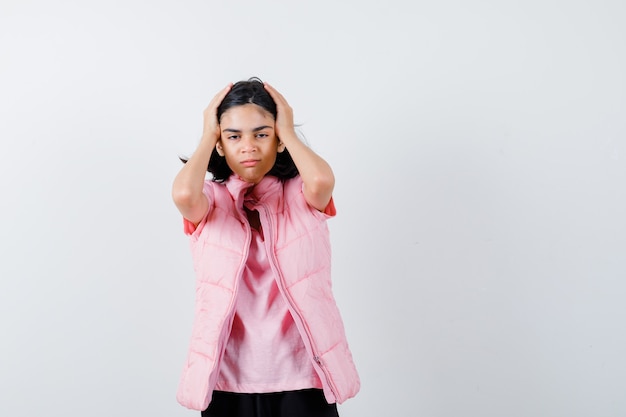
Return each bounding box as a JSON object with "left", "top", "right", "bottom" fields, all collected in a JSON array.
[{"left": 1, "top": 0, "right": 625, "bottom": 416}]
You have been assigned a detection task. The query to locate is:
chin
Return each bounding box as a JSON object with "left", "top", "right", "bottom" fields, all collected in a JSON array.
[{"left": 238, "top": 174, "right": 262, "bottom": 184}]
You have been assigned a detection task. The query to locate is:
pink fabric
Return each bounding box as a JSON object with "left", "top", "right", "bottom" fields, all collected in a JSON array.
[
  {"left": 176, "top": 175, "right": 360, "bottom": 411},
  {"left": 215, "top": 227, "right": 322, "bottom": 393}
]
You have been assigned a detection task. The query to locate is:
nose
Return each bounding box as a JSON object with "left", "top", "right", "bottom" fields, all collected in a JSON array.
[{"left": 241, "top": 135, "right": 257, "bottom": 153}]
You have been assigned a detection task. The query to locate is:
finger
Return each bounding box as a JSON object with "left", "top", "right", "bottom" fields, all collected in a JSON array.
[
  {"left": 209, "top": 83, "right": 233, "bottom": 108},
  {"left": 207, "top": 83, "right": 233, "bottom": 110},
  {"left": 263, "top": 82, "right": 286, "bottom": 103},
  {"left": 265, "top": 83, "right": 283, "bottom": 101}
]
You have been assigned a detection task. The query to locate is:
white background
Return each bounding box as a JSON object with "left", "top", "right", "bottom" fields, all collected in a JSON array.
[{"left": 1, "top": 0, "right": 625, "bottom": 416}]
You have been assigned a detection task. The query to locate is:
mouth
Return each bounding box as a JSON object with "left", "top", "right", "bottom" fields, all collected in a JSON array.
[{"left": 241, "top": 159, "right": 260, "bottom": 167}]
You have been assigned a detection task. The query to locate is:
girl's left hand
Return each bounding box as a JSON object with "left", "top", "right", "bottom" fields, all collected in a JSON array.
[{"left": 264, "top": 83, "right": 296, "bottom": 140}]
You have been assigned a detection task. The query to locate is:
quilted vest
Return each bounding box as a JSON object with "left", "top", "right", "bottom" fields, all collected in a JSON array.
[{"left": 176, "top": 175, "right": 360, "bottom": 411}]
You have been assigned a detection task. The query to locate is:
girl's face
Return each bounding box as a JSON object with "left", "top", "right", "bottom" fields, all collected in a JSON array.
[{"left": 216, "top": 103, "right": 283, "bottom": 184}]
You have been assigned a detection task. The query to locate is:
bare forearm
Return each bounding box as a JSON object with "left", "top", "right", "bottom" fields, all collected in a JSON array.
[
  {"left": 172, "top": 135, "right": 216, "bottom": 216},
  {"left": 281, "top": 131, "right": 335, "bottom": 210},
  {"left": 172, "top": 84, "right": 231, "bottom": 222}
]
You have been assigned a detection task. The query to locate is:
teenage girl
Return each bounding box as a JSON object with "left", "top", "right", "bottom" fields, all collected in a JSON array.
[{"left": 172, "top": 78, "right": 360, "bottom": 417}]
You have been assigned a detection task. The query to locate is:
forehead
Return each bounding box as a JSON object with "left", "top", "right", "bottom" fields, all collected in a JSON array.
[{"left": 220, "top": 104, "right": 274, "bottom": 127}]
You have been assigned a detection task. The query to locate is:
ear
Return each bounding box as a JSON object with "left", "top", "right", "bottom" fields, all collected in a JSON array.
[
  {"left": 216, "top": 141, "right": 225, "bottom": 157},
  {"left": 277, "top": 141, "right": 286, "bottom": 153}
]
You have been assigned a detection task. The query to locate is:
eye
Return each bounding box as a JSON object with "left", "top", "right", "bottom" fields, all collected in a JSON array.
[
  {"left": 256, "top": 133, "right": 269, "bottom": 138},
  {"left": 227, "top": 134, "right": 240, "bottom": 140}
]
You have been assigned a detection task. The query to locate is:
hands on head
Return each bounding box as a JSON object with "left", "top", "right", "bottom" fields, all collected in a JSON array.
[
  {"left": 202, "top": 83, "right": 232, "bottom": 141},
  {"left": 202, "top": 81, "right": 296, "bottom": 144}
]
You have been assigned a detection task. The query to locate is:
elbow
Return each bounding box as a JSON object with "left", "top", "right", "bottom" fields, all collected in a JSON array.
[
  {"left": 172, "top": 187, "right": 196, "bottom": 209},
  {"left": 304, "top": 173, "right": 335, "bottom": 211},
  {"left": 309, "top": 172, "right": 335, "bottom": 196},
  {"left": 172, "top": 185, "right": 209, "bottom": 224}
]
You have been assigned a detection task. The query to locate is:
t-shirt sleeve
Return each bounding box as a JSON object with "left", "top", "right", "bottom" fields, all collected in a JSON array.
[
  {"left": 290, "top": 176, "right": 337, "bottom": 220},
  {"left": 320, "top": 196, "right": 337, "bottom": 218},
  {"left": 182, "top": 181, "right": 214, "bottom": 236}
]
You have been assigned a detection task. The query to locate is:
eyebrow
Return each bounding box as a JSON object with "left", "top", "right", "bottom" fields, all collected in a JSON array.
[{"left": 222, "top": 126, "right": 274, "bottom": 133}]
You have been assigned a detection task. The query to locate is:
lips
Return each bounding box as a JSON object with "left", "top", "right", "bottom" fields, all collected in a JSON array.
[{"left": 241, "top": 159, "right": 259, "bottom": 167}]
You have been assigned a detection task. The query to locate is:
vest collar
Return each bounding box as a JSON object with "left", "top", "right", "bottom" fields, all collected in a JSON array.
[{"left": 224, "top": 175, "right": 283, "bottom": 207}]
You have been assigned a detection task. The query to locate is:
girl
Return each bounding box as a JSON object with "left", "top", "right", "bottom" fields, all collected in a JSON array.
[{"left": 172, "top": 78, "right": 360, "bottom": 417}]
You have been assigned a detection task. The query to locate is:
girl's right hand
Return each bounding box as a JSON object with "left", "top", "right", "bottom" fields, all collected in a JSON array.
[{"left": 202, "top": 83, "right": 232, "bottom": 140}]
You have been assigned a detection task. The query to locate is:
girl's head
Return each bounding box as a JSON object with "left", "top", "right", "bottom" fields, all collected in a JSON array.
[
  {"left": 208, "top": 77, "right": 298, "bottom": 182},
  {"left": 216, "top": 78, "right": 277, "bottom": 123}
]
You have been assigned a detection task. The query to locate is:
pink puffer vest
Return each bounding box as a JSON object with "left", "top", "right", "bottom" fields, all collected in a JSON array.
[{"left": 176, "top": 175, "right": 360, "bottom": 411}]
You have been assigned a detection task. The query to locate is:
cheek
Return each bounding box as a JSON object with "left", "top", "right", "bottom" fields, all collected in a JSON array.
[{"left": 220, "top": 140, "right": 238, "bottom": 154}]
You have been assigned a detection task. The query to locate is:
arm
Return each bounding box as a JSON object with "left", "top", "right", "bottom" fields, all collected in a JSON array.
[
  {"left": 264, "top": 83, "right": 335, "bottom": 212},
  {"left": 172, "top": 84, "right": 232, "bottom": 225}
]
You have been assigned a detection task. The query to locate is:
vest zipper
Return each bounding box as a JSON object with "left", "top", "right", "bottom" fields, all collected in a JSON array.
[
  {"left": 209, "top": 207, "right": 252, "bottom": 398},
  {"left": 256, "top": 201, "right": 339, "bottom": 401}
]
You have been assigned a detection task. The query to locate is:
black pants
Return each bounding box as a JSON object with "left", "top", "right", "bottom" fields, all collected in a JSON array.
[{"left": 201, "top": 389, "right": 339, "bottom": 417}]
